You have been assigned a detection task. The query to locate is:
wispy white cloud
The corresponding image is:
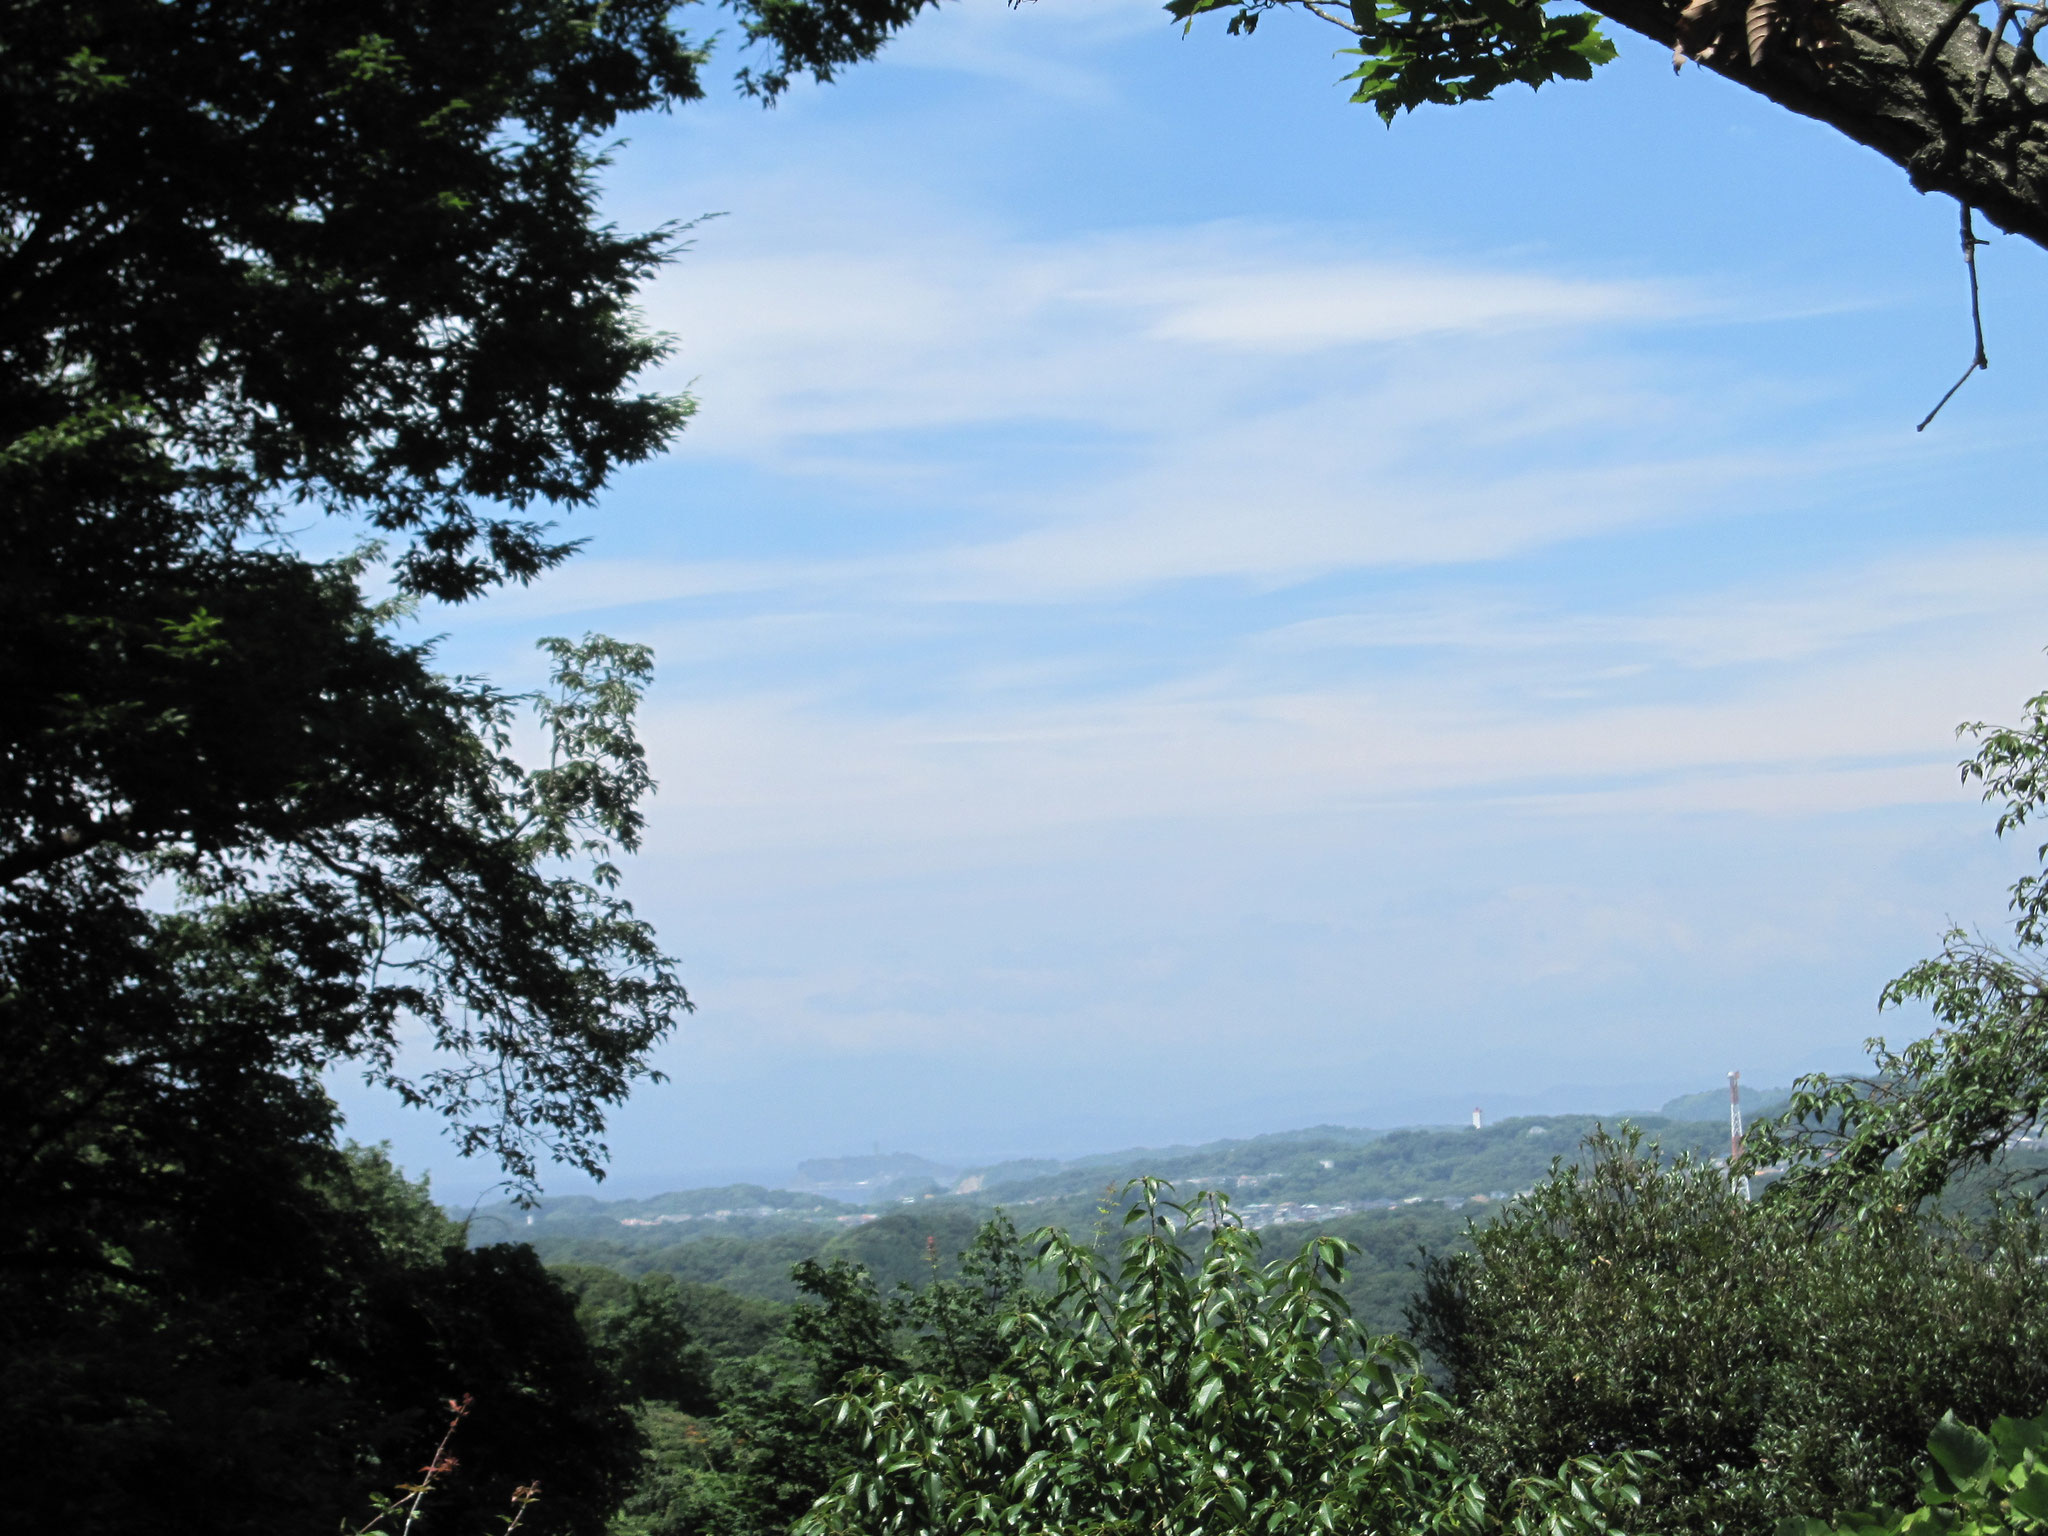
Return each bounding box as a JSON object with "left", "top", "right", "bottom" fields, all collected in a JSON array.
[
  {"left": 643, "top": 222, "right": 1699, "bottom": 452},
  {"left": 485, "top": 420, "right": 1898, "bottom": 615},
  {"left": 477, "top": 205, "right": 2033, "bottom": 854},
  {"left": 429, "top": 186, "right": 2029, "bottom": 897},
  {"left": 632, "top": 589, "right": 2039, "bottom": 863},
  {"left": 600, "top": 207, "right": 1935, "bottom": 608},
  {"left": 911, "top": 431, "right": 1837, "bottom": 600},
  {"left": 875, "top": 0, "right": 1167, "bottom": 100},
  {"left": 1131, "top": 264, "right": 1678, "bottom": 350},
  {"left": 1257, "top": 540, "right": 2048, "bottom": 667}
]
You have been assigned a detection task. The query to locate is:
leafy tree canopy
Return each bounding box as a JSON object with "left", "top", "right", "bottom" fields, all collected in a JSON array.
[
  {"left": 1410, "top": 1129, "right": 2048, "bottom": 1535},
  {"left": 3, "top": 0, "right": 944, "bottom": 594},
  {"left": 2, "top": 0, "right": 947, "bottom": 1218},
  {"left": 3, "top": 1139, "right": 643, "bottom": 1536},
  {"left": 0, "top": 1, "right": 939, "bottom": 1527},
  {"left": 604, "top": 1217, "right": 1033, "bottom": 1536}
]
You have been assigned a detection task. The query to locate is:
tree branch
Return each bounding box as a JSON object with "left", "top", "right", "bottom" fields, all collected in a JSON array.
[
  {"left": 1278, "top": 0, "right": 2048, "bottom": 247},
  {"left": 1594, "top": 0, "right": 2048, "bottom": 246},
  {"left": 0, "top": 816, "right": 130, "bottom": 886},
  {"left": 1302, "top": 0, "right": 1368, "bottom": 30}
]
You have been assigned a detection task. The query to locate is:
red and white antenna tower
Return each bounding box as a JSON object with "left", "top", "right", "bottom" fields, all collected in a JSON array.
[{"left": 1728, "top": 1070, "right": 1752, "bottom": 1202}]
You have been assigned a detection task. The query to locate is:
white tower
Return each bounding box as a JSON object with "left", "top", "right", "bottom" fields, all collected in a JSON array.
[
  {"left": 1729, "top": 1070, "right": 1752, "bottom": 1202},
  {"left": 1472, "top": 1106, "right": 1483, "bottom": 1130}
]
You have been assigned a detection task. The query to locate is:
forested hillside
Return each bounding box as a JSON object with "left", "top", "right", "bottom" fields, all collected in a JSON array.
[
  {"left": 479, "top": 1098, "right": 1763, "bottom": 1253},
  {"left": 530, "top": 1197, "right": 1464, "bottom": 1336},
  {"left": 484, "top": 1099, "right": 1766, "bottom": 1340}
]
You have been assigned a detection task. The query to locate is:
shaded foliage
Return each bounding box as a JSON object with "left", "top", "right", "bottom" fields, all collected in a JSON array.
[
  {"left": 555, "top": 1268, "right": 721, "bottom": 1412},
  {"left": 609, "top": 1215, "right": 1035, "bottom": 1536},
  {"left": 0, "top": 1143, "right": 637, "bottom": 1535},
  {"left": 2, "top": 0, "right": 942, "bottom": 602},
  {"left": 1409, "top": 1129, "right": 2048, "bottom": 1535},
  {"left": 0, "top": 2, "right": 932, "bottom": 1529}
]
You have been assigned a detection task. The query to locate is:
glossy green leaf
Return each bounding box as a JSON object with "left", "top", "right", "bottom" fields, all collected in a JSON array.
[{"left": 1932, "top": 1414, "right": 1996, "bottom": 1486}]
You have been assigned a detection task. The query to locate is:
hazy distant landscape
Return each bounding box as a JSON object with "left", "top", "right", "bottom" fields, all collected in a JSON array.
[{"left": 474, "top": 1085, "right": 1786, "bottom": 1331}]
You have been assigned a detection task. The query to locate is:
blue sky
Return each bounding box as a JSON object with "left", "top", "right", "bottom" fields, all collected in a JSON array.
[{"left": 338, "top": 0, "right": 2048, "bottom": 1201}]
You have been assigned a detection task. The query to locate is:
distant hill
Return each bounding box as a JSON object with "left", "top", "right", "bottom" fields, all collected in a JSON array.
[
  {"left": 954, "top": 1113, "right": 1730, "bottom": 1215},
  {"left": 485, "top": 1089, "right": 1798, "bottom": 1339},
  {"left": 473, "top": 1102, "right": 1748, "bottom": 1262},
  {"left": 1658, "top": 1084, "right": 1795, "bottom": 1124},
  {"left": 796, "top": 1152, "right": 955, "bottom": 1184},
  {"left": 962, "top": 1124, "right": 1386, "bottom": 1201}
]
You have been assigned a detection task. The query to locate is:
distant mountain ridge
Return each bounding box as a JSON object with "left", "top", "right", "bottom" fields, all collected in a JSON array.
[
  {"left": 469, "top": 1083, "right": 1799, "bottom": 1245},
  {"left": 479, "top": 1084, "right": 1813, "bottom": 1339},
  {"left": 1659, "top": 1084, "right": 1794, "bottom": 1123}
]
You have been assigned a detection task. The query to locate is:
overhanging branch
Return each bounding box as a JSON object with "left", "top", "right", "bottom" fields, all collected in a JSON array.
[
  {"left": 1594, "top": 0, "right": 2048, "bottom": 247},
  {"left": 1268, "top": 0, "right": 2048, "bottom": 247}
]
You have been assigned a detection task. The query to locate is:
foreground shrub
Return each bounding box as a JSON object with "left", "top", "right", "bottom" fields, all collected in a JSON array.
[
  {"left": 1410, "top": 1130, "right": 2048, "bottom": 1534},
  {"left": 798, "top": 1179, "right": 1649, "bottom": 1536}
]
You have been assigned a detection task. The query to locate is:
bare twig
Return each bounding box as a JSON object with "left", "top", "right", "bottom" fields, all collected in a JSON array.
[
  {"left": 505, "top": 1483, "right": 542, "bottom": 1535},
  {"left": 2017, "top": 4, "right": 2047, "bottom": 69},
  {"left": 1968, "top": 3, "right": 2017, "bottom": 117},
  {"left": 1301, "top": 0, "right": 1367, "bottom": 30},
  {"left": 351, "top": 1396, "right": 472, "bottom": 1536},
  {"left": 1918, "top": 202, "right": 1991, "bottom": 430}
]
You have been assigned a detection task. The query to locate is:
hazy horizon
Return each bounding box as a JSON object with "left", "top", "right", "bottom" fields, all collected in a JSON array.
[{"left": 402, "top": 1073, "right": 1817, "bottom": 1207}]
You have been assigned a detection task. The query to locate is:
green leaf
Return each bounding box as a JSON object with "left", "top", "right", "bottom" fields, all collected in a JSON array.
[
  {"left": 1932, "top": 1414, "right": 1996, "bottom": 1487},
  {"left": 2010, "top": 1473, "right": 2048, "bottom": 1526},
  {"left": 1996, "top": 1416, "right": 2048, "bottom": 1458}
]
